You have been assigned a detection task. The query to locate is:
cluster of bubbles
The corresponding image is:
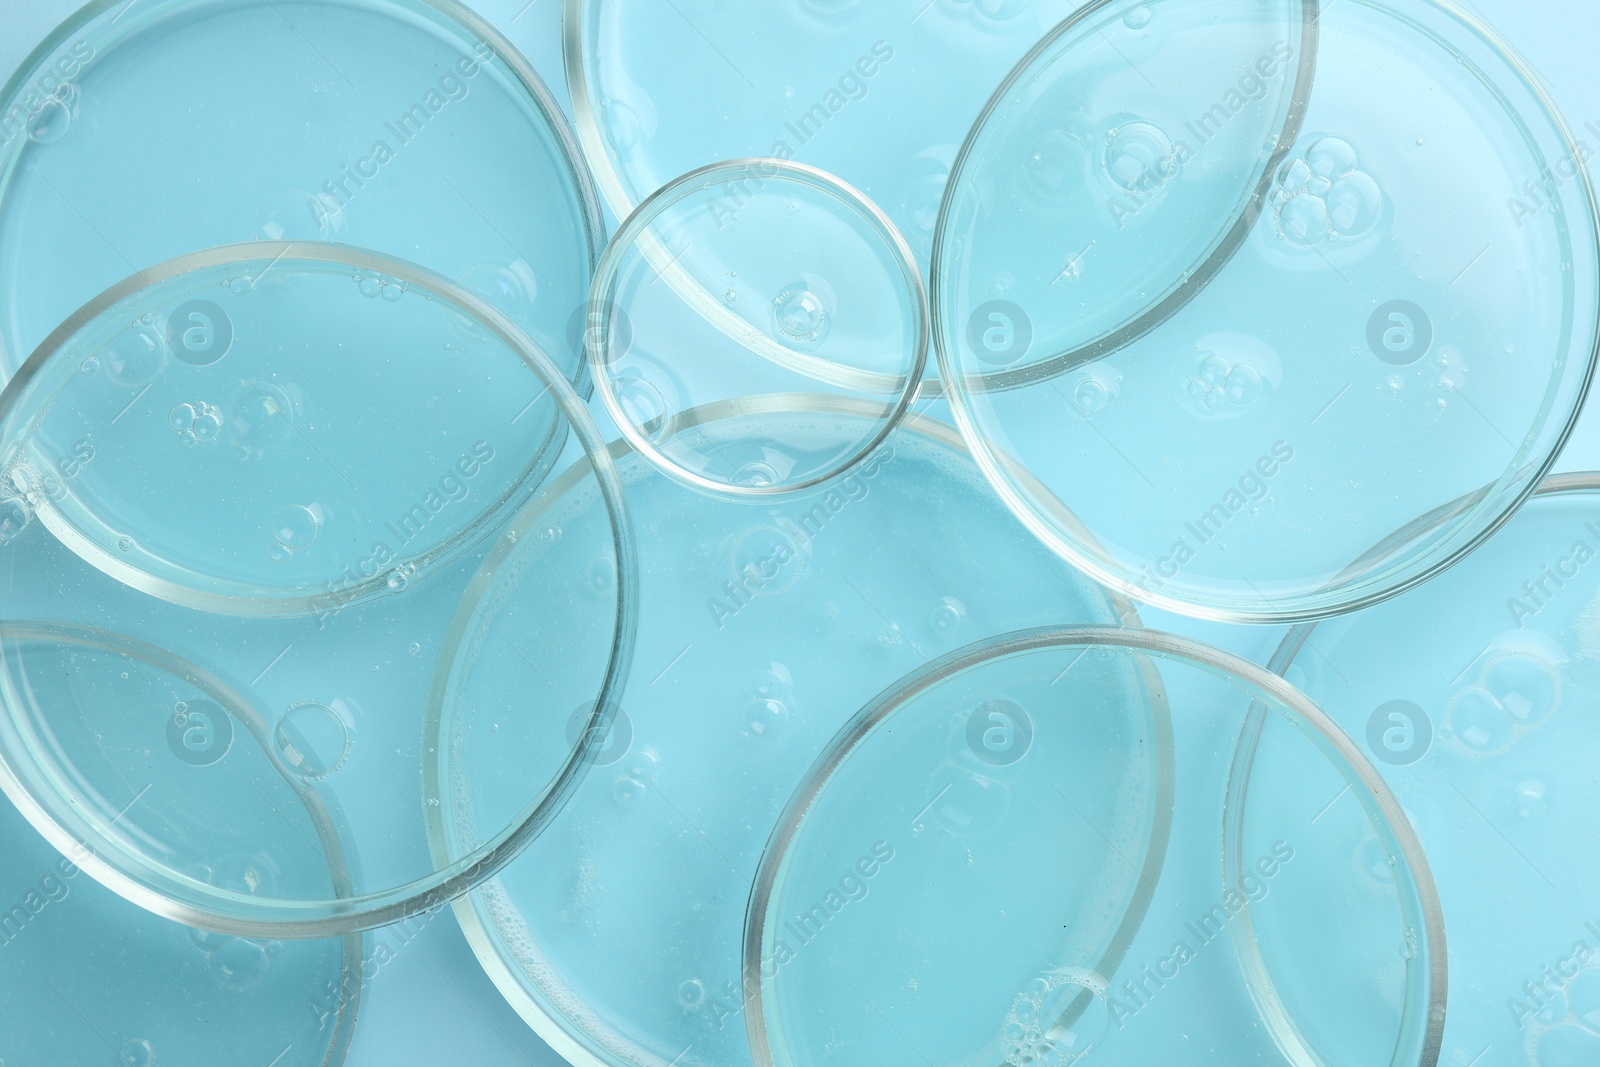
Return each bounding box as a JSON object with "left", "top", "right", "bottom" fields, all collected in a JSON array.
[
  {"left": 1270, "top": 136, "right": 1384, "bottom": 246},
  {"left": 0, "top": 495, "right": 30, "bottom": 547},
  {"left": 1184, "top": 350, "right": 1265, "bottom": 414},
  {"left": 1444, "top": 642, "right": 1558, "bottom": 758},
  {"left": 1001, "top": 971, "right": 1110, "bottom": 1067},
  {"left": 188, "top": 926, "right": 283, "bottom": 989},
  {"left": 168, "top": 401, "right": 225, "bottom": 446},
  {"left": 354, "top": 271, "right": 406, "bottom": 302}
]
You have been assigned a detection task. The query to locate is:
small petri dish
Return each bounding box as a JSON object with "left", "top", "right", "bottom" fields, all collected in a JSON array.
[
  {"left": 564, "top": 0, "right": 1082, "bottom": 288},
  {"left": 0, "top": 0, "right": 600, "bottom": 387},
  {"left": 425, "top": 399, "right": 1149, "bottom": 1067},
  {"left": 587, "top": 159, "right": 926, "bottom": 496},
  {"left": 0, "top": 242, "right": 582, "bottom": 617},
  {"left": 1270, "top": 471, "right": 1600, "bottom": 1067},
  {"left": 745, "top": 628, "right": 1444, "bottom": 1067},
  {"left": 0, "top": 289, "right": 636, "bottom": 935},
  {"left": 0, "top": 779, "right": 361, "bottom": 1067},
  {"left": 934, "top": 0, "right": 1600, "bottom": 622}
]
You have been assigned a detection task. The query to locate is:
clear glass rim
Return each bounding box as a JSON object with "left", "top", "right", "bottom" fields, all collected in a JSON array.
[
  {"left": 0, "top": 241, "right": 640, "bottom": 937},
  {"left": 0, "top": 0, "right": 606, "bottom": 399},
  {"left": 742, "top": 625, "right": 1447, "bottom": 1067},
  {"left": 427, "top": 397, "right": 1145, "bottom": 1067},
  {"left": 932, "top": 0, "right": 1600, "bottom": 624},
  {"left": 586, "top": 157, "right": 929, "bottom": 498}
]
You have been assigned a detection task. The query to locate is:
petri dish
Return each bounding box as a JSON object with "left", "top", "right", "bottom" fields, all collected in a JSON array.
[
  {"left": 934, "top": 0, "right": 1600, "bottom": 622},
  {"left": 0, "top": 279, "right": 636, "bottom": 935},
  {"left": 564, "top": 0, "right": 1084, "bottom": 275},
  {"left": 0, "top": 772, "right": 361, "bottom": 1067},
  {"left": 0, "top": 241, "right": 583, "bottom": 617},
  {"left": 1270, "top": 471, "right": 1600, "bottom": 1067},
  {"left": 745, "top": 627, "right": 1445, "bottom": 1067},
  {"left": 425, "top": 400, "right": 1154, "bottom": 1067},
  {"left": 0, "top": 0, "right": 601, "bottom": 387},
  {"left": 587, "top": 159, "right": 926, "bottom": 496}
]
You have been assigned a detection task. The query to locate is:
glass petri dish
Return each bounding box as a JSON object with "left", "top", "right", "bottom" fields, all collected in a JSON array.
[
  {"left": 0, "top": 242, "right": 584, "bottom": 617},
  {"left": 0, "top": 776, "right": 361, "bottom": 1067},
  {"left": 425, "top": 400, "right": 1153, "bottom": 1067},
  {"left": 0, "top": 0, "right": 601, "bottom": 387},
  {"left": 934, "top": 0, "right": 1600, "bottom": 622},
  {"left": 745, "top": 628, "right": 1445, "bottom": 1067},
  {"left": 1270, "top": 471, "right": 1600, "bottom": 1066},
  {"left": 564, "top": 0, "right": 1082, "bottom": 278},
  {"left": 587, "top": 160, "right": 926, "bottom": 496},
  {"left": 0, "top": 273, "right": 637, "bottom": 935}
]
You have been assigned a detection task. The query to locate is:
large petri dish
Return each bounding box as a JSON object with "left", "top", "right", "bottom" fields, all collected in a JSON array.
[
  {"left": 934, "top": 0, "right": 1600, "bottom": 622},
  {"left": 1270, "top": 471, "right": 1600, "bottom": 1066},
  {"left": 0, "top": 262, "right": 637, "bottom": 934},
  {"left": 746, "top": 628, "right": 1445, "bottom": 1067},
  {"left": 0, "top": 766, "right": 361, "bottom": 1067},
  {"left": 588, "top": 159, "right": 926, "bottom": 496},
  {"left": 425, "top": 401, "right": 1160, "bottom": 1067},
  {"left": 0, "top": 242, "right": 580, "bottom": 617},
  {"left": 0, "top": 0, "right": 601, "bottom": 387}
]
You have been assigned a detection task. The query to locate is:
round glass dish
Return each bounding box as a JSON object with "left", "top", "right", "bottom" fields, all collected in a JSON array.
[
  {"left": 933, "top": 0, "right": 1600, "bottom": 622},
  {"left": 0, "top": 775, "right": 360, "bottom": 1067},
  {"left": 425, "top": 400, "right": 1150, "bottom": 1067},
  {"left": 745, "top": 627, "right": 1445, "bottom": 1067},
  {"left": 0, "top": 242, "right": 580, "bottom": 617},
  {"left": 1271, "top": 471, "right": 1600, "bottom": 1066},
  {"left": 0, "top": 0, "right": 601, "bottom": 387},
  {"left": 0, "top": 257, "right": 637, "bottom": 935},
  {"left": 587, "top": 160, "right": 926, "bottom": 496}
]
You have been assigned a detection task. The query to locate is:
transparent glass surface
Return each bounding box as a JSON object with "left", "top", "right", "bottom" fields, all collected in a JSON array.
[
  {"left": 747, "top": 629, "right": 1444, "bottom": 1067},
  {"left": 0, "top": 0, "right": 600, "bottom": 386},
  {"left": 934, "top": 0, "right": 1600, "bottom": 622},
  {"left": 0, "top": 782, "right": 359, "bottom": 1066},
  {"left": 0, "top": 248, "right": 636, "bottom": 935},
  {"left": 1274, "top": 473, "right": 1600, "bottom": 1067},
  {"left": 427, "top": 403, "right": 1138, "bottom": 1067},
  {"left": 565, "top": 0, "right": 1083, "bottom": 289},
  {"left": 0, "top": 243, "right": 581, "bottom": 615},
  {"left": 588, "top": 160, "right": 926, "bottom": 496}
]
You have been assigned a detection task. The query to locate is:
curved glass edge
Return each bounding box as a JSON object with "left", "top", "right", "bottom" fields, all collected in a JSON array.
[
  {"left": 0, "top": 623, "right": 378, "bottom": 1010},
  {"left": 934, "top": 0, "right": 1600, "bottom": 625},
  {"left": 740, "top": 626, "right": 1446, "bottom": 1067},
  {"left": 0, "top": 240, "right": 574, "bottom": 619},
  {"left": 0, "top": 0, "right": 606, "bottom": 400},
  {"left": 587, "top": 157, "right": 929, "bottom": 498},
  {"left": 426, "top": 399, "right": 1148, "bottom": 1067},
  {"left": 929, "top": 0, "right": 1320, "bottom": 396},
  {"left": 0, "top": 249, "right": 640, "bottom": 937},
  {"left": 1252, "top": 471, "right": 1600, "bottom": 1064}
]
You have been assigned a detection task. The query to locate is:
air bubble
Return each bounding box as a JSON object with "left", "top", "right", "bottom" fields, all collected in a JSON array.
[
  {"left": 104, "top": 324, "right": 168, "bottom": 388},
  {"left": 78, "top": 356, "right": 99, "bottom": 375},
  {"left": 1279, "top": 193, "right": 1331, "bottom": 245},
  {"left": 1104, "top": 121, "right": 1177, "bottom": 191},
  {"left": 169, "top": 403, "right": 196, "bottom": 432},
  {"left": 211, "top": 937, "right": 271, "bottom": 986},
  {"left": 1327, "top": 172, "right": 1383, "bottom": 236},
  {"left": 256, "top": 189, "right": 329, "bottom": 241},
  {"left": 1225, "top": 364, "right": 1262, "bottom": 404},
  {"left": 381, "top": 282, "right": 404, "bottom": 302},
  {"left": 930, "top": 596, "right": 967, "bottom": 633},
  {"left": 1198, "top": 353, "right": 1228, "bottom": 386},
  {"left": 1306, "top": 137, "right": 1359, "bottom": 180},
  {"left": 271, "top": 504, "right": 322, "bottom": 550},
  {"left": 230, "top": 382, "right": 294, "bottom": 451},
  {"left": 27, "top": 95, "right": 73, "bottom": 144},
  {"left": 743, "top": 697, "right": 788, "bottom": 740},
  {"left": 772, "top": 284, "right": 831, "bottom": 345},
  {"left": 274, "top": 701, "right": 354, "bottom": 779},
  {"left": 118, "top": 536, "right": 134, "bottom": 552},
  {"left": 1073, "top": 378, "right": 1109, "bottom": 414},
  {"left": 677, "top": 978, "right": 707, "bottom": 1009},
  {"left": 613, "top": 775, "right": 647, "bottom": 806},
  {"left": 228, "top": 277, "right": 252, "bottom": 296},
  {"left": 1511, "top": 777, "right": 1549, "bottom": 821},
  {"left": 1123, "top": 5, "right": 1152, "bottom": 29},
  {"left": 1486, "top": 653, "right": 1555, "bottom": 722},
  {"left": 358, "top": 276, "right": 382, "bottom": 298},
  {"left": 408, "top": 642, "right": 422, "bottom": 656},
  {"left": 119, "top": 1037, "right": 155, "bottom": 1067}
]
